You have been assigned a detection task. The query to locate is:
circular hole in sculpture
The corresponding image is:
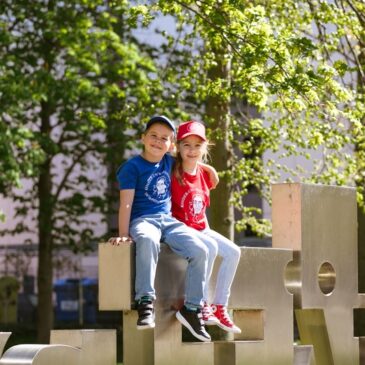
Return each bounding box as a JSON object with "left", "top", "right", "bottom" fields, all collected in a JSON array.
[
  {"left": 318, "top": 261, "right": 336, "bottom": 295},
  {"left": 284, "top": 260, "right": 301, "bottom": 295}
]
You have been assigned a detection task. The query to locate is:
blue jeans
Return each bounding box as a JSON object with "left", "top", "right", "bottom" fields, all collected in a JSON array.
[
  {"left": 193, "top": 228, "right": 241, "bottom": 306},
  {"left": 129, "top": 213, "right": 209, "bottom": 307}
]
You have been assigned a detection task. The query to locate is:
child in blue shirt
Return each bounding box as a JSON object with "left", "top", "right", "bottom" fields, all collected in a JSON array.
[{"left": 109, "top": 115, "right": 216, "bottom": 342}]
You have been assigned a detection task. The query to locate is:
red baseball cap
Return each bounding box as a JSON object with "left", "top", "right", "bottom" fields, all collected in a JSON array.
[{"left": 177, "top": 121, "right": 207, "bottom": 141}]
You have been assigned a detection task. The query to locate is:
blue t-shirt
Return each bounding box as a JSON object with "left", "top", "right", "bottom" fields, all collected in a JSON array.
[{"left": 117, "top": 154, "right": 174, "bottom": 221}]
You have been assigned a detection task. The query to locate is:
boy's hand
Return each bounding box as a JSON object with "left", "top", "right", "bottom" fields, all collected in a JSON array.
[
  {"left": 208, "top": 169, "right": 219, "bottom": 189},
  {"left": 199, "top": 162, "right": 219, "bottom": 189},
  {"left": 108, "top": 236, "right": 133, "bottom": 245}
]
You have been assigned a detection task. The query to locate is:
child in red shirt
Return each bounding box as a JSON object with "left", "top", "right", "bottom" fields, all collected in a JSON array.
[{"left": 171, "top": 121, "right": 241, "bottom": 333}]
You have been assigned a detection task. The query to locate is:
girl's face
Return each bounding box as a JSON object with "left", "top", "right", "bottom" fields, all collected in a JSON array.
[{"left": 178, "top": 135, "right": 207, "bottom": 166}]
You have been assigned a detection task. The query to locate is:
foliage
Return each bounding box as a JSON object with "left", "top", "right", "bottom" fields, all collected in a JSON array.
[
  {"left": 0, "top": 0, "right": 158, "bottom": 246},
  {"left": 295, "top": 0, "right": 365, "bottom": 208},
  {"left": 0, "top": 0, "right": 166, "bottom": 341},
  {"left": 140, "top": 0, "right": 364, "bottom": 236},
  {"left": 1, "top": 0, "right": 364, "bottom": 339}
]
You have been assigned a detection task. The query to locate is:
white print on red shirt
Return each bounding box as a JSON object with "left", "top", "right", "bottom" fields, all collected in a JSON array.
[
  {"left": 180, "top": 188, "right": 207, "bottom": 223},
  {"left": 190, "top": 194, "right": 204, "bottom": 218}
]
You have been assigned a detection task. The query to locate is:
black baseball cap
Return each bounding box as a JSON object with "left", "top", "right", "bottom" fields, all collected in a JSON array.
[{"left": 145, "top": 115, "right": 176, "bottom": 134}]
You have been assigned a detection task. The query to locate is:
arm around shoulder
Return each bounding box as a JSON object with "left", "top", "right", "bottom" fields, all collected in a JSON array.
[{"left": 199, "top": 162, "right": 219, "bottom": 189}]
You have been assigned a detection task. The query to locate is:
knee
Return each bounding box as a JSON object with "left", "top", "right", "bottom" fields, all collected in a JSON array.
[
  {"left": 206, "top": 239, "right": 218, "bottom": 258},
  {"left": 231, "top": 245, "right": 241, "bottom": 263},
  {"left": 136, "top": 235, "right": 160, "bottom": 252},
  {"left": 192, "top": 243, "right": 209, "bottom": 261},
  {"left": 223, "top": 243, "right": 241, "bottom": 263}
]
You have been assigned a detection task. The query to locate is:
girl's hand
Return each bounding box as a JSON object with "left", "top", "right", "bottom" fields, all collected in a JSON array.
[{"left": 108, "top": 236, "right": 133, "bottom": 245}]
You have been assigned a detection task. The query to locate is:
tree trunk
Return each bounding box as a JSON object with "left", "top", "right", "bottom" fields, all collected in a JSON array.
[
  {"left": 206, "top": 47, "right": 234, "bottom": 241},
  {"left": 106, "top": 100, "right": 127, "bottom": 236},
  {"left": 356, "top": 36, "right": 365, "bottom": 292},
  {"left": 37, "top": 102, "right": 54, "bottom": 343},
  {"left": 355, "top": 35, "right": 365, "bottom": 336}
]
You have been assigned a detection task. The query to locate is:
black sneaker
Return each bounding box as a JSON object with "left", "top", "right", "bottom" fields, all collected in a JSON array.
[
  {"left": 137, "top": 299, "right": 155, "bottom": 330},
  {"left": 176, "top": 306, "right": 211, "bottom": 342}
]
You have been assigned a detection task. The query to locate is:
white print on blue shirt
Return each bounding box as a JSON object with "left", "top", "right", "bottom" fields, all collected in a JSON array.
[{"left": 145, "top": 171, "right": 171, "bottom": 203}]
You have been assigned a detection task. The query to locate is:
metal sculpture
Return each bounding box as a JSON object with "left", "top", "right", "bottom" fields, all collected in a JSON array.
[
  {"left": 0, "top": 183, "right": 362, "bottom": 364},
  {"left": 272, "top": 183, "right": 360, "bottom": 364}
]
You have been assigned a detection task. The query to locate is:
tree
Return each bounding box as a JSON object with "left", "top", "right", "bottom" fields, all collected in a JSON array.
[
  {"left": 144, "top": 0, "right": 361, "bottom": 239},
  {"left": 0, "top": 0, "right": 162, "bottom": 342},
  {"left": 258, "top": 0, "right": 364, "bottom": 195},
  {"left": 297, "top": 0, "right": 365, "bottom": 331}
]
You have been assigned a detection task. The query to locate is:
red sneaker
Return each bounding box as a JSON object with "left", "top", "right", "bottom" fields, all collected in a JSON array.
[
  {"left": 202, "top": 302, "right": 220, "bottom": 325},
  {"left": 211, "top": 304, "right": 242, "bottom": 334}
]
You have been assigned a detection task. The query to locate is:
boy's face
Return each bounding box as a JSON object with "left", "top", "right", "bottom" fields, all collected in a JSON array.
[{"left": 142, "top": 122, "right": 174, "bottom": 162}]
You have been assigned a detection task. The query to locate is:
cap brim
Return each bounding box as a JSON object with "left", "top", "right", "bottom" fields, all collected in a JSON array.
[
  {"left": 146, "top": 116, "right": 176, "bottom": 134},
  {"left": 178, "top": 132, "right": 206, "bottom": 141}
]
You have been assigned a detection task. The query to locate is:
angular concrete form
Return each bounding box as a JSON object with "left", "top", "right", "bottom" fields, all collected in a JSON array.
[
  {"left": 153, "top": 245, "right": 214, "bottom": 365},
  {"left": 50, "top": 329, "right": 116, "bottom": 365},
  {"left": 0, "top": 333, "right": 11, "bottom": 356},
  {"left": 115, "top": 244, "right": 214, "bottom": 365},
  {"left": 99, "top": 242, "right": 134, "bottom": 310},
  {"left": 97, "top": 183, "right": 362, "bottom": 364},
  {"left": 294, "top": 345, "right": 316, "bottom": 365},
  {"left": 3, "top": 182, "right": 362, "bottom": 365},
  {"left": 224, "top": 247, "right": 294, "bottom": 365},
  {"left": 272, "top": 183, "right": 359, "bottom": 365},
  {"left": 123, "top": 310, "right": 154, "bottom": 365},
  {"left": 98, "top": 242, "right": 293, "bottom": 364}
]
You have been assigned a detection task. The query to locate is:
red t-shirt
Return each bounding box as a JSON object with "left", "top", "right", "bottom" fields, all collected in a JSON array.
[{"left": 171, "top": 165, "right": 213, "bottom": 231}]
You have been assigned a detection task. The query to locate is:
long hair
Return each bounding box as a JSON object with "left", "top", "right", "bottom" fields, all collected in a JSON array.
[{"left": 172, "top": 139, "right": 211, "bottom": 185}]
